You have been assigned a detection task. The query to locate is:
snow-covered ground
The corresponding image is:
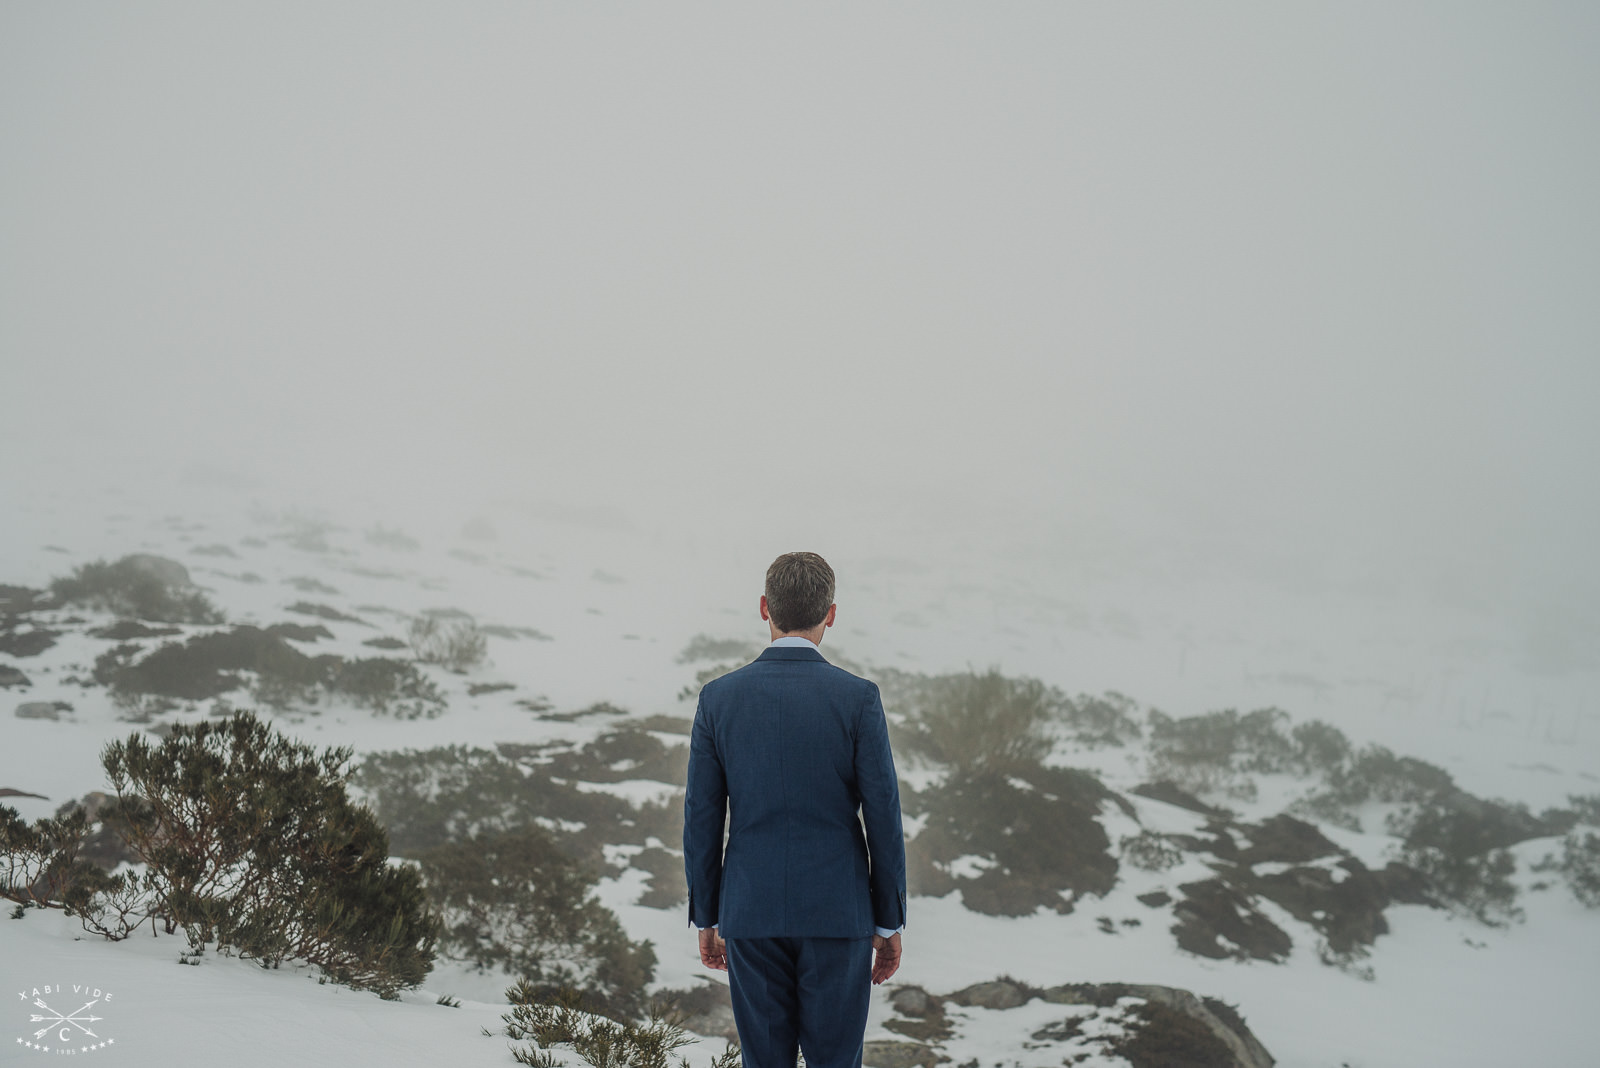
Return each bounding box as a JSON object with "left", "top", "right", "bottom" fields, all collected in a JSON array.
[{"left": 3, "top": 463, "right": 1598, "bottom": 1067}]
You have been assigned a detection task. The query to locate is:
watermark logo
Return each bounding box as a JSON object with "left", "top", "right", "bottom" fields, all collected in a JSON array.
[{"left": 15, "top": 983, "right": 116, "bottom": 1055}]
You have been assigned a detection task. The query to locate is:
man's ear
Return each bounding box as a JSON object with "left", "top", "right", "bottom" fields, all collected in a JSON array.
[
  {"left": 823, "top": 604, "right": 837, "bottom": 628},
  {"left": 759, "top": 595, "right": 771, "bottom": 622}
]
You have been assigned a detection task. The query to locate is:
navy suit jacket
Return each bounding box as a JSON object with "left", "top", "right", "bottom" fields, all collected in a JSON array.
[{"left": 683, "top": 644, "right": 907, "bottom": 939}]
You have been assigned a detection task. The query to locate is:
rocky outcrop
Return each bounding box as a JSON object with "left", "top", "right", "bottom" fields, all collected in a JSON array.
[
  {"left": 873, "top": 980, "right": 1275, "bottom": 1068},
  {"left": 15, "top": 701, "right": 71, "bottom": 720}
]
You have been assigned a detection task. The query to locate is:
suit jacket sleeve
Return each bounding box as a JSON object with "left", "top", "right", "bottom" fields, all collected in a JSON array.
[
  {"left": 683, "top": 693, "right": 727, "bottom": 929},
  {"left": 856, "top": 682, "right": 907, "bottom": 932}
]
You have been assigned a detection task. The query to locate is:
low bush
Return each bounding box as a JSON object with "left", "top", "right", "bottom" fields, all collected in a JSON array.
[
  {"left": 408, "top": 615, "right": 488, "bottom": 672},
  {"left": 892, "top": 669, "right": 1055, "bottom": 775},
  {"left": 502, "top": 982, "right": 740, "bottom": 1068},
  {"left": 50, "top": 555, "right": 223, "bottom": 624},
  {"left": 100, "top": 712, "right": 440, "bottom": 997},
  {"left": 421, "top": 827, "right": 656, "bottom": 1021},
  {"left": 1120, "top": 831, "right": 1183, "bottom": 872}
]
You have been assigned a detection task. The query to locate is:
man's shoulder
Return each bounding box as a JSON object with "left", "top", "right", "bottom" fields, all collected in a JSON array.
[{"left": 700, "top": 653, "right": 878, "bottom": 699}]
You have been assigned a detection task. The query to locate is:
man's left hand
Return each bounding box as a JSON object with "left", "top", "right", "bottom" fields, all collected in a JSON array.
[
  {"left": 871, "top": 932, "right": 902, "bottom": 984},
  {"left": 698, "top": 927, "right": 728, "bottom": 971}
]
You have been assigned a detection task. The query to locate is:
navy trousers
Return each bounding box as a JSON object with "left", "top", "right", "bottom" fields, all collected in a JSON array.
[{"left": 724, "top": 936, "right": 873, "bottom": 1068}]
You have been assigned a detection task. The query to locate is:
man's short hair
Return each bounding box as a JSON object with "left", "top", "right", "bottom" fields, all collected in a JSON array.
[{"left": 764, "top": 552, "right": 836, "bottom": 633}]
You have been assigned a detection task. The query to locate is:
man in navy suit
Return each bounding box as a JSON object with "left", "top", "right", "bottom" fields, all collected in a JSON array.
[{"left": 684, "top": 551, "right": 907, "bottom": 1068}]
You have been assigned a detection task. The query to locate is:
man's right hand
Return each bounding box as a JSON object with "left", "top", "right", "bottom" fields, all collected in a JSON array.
[
  {"left": 698, "top": 927, "right": 728, "bottom": 972},
  {"left": 871, "top": 932, "right": 902, "bottom": 984}
]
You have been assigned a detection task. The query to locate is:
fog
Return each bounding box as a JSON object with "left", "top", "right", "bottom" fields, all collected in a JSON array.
[{"left": 4, "top": 3, "right": 1599, "bottom": 713}]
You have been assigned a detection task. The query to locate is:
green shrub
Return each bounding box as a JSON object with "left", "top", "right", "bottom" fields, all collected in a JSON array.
[
  {"left": 1145, "top": 708, "right": 1298, "bottom": 799},
  {"left": 1060, "top": 691, "right": 1144, "bottom": 748},
  {"left": 51, "top": 555, "right": 223, "bottom": 624},
  {"left": 502, "top": 982, "right": 741, "bottom": 1068},
  {"left": 1561, "top": 829, "right": 1600, "bottom": 907},
  {"left": 1120, "top": 831, "right": 1183, "bottom": 872},
  {"left": 892, "top": 669, "right": 1055, "bottom": 775},
  {"left": 101, "top": 711, "right": 440, "bottom": 997},
  {"left": 408, "top": 616, "right": 488, "bottom": 672}
]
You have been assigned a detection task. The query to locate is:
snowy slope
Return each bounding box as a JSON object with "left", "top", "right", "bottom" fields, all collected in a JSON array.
[{"left": 3, "top": 469, "right": 1598, "bottom": 1067}]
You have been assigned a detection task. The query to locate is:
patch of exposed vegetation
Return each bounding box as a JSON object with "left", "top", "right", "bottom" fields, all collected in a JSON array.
[
  {"left": 89, "top": 620, "right": 182, "bottom": 640},
  {"left": 363, "top": 636, "right": 409, "bottom": 650},
  {"left": 1108, "top": 999, "right": 1239, "bottom": 1068},
  {"left": 286, "top": 601, "right": 365, "bottom": 624},
  {"left": 359, "top": 735, "right": 685, "bottom": 1017},
  {"left": 1144, "top": 706, "right": 1564, "bottom": 927},
  {"left": 91, "top": 625, "right": 446, "bottom": 718},
  {"left": 0, "top": 585, "right": 51, "bottom": 614},
  {"left": 1170, "top": 878, "right": 1293, "bottom": 962},
  {"left": 357, "top": 734, "right": 683, "bottom": 882},
  {"left": 905, "top": 764, "right": 1123, "bottom": 916},
  {"left": 0, "top": 619, "right": 59, "bottom": 657},
  {"left": 264, "top": 622, "right": 334, "bottom": 642},
  {"left": 502, "top": 982, "right": 740, "bottom": 1068},
  {"left": 49, "top": 555, "right": 222, "bottom": 624}
]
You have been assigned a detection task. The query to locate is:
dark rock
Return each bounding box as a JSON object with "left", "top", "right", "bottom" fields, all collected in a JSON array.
[
  {"left": 656, "top": 980, "right": 737, "bottom": 1042},
  {"left": 885, "top": 985, "right": 952, "bottom": 1043},
  {"left": 1133, "top": 780, "right": 1232, "bottom": 819},
  {"left": 888, "top": 985, "right": 937, "bottom": 1017},
  {"left": 285, "top": 602, "right": 366, "bottom": 624},
  {"left": 1138, "top": 890, "right": 1173, "bottom": 908},
  {"left": 0, "top": 666, "right": 31, "bottom": 689},
  {"left": 0, "top": 619, "right": 59, "bottom": 657},
  {"left": 1235, "top": 814, "right": 1341, "bottom": 866},
  {"left": 1111, "top": 990, "right": 1272, "bottom": 1068},
  {"left": 0, "top": 585, "right": 50, "bottom": 615},
  {"left": 479, "top": 624, "right": 554, "bottom": 641},
  {"left": 862, "top": 1040, "right": 942, "bottom": 1068},
  {"left": 1247, "top": 859, "right": 1389, "bottom": 955},
  {"left": 363, "top": 636, "right": 409, "bottom": 650},
  {"left": 948, "top": 979, "right": 1029, "bottom": 1010},
  {"left": 957, "top": 980, "right": 1275, "bottom": 1068},
  {"left": 1377, "top": 861, "right": 1435, "bottom": 906},
  {"left": 90, "top": 620, "right": 183, "bottom": 640},
  {"left": 629, "top": 845, "right": 687, "bottom": 908},
  {"left": 265, "top": 622, "right": 336, "bottom": 643},
  {"left": 15, "top": 701, "right": 71, "bottom": 720}
]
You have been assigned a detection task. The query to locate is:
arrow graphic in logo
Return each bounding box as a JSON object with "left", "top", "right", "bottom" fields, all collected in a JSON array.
[{"left": 29, "top": 997, "right": 102, "bottom": 1041}]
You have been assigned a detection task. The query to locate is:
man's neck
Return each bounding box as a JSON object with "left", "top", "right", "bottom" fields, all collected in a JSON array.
[{"left": 769, "top": 633, "right": 820, "bottom": 648}]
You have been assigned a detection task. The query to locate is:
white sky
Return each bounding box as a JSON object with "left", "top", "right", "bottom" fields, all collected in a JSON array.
[{"left": 3, "top": 2, "right": 1598, "bottom": 641}]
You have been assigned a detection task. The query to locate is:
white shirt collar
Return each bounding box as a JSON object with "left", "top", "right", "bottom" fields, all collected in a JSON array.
[{"left": 769, "top": 635, "right": 819, "bottom": 649}]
